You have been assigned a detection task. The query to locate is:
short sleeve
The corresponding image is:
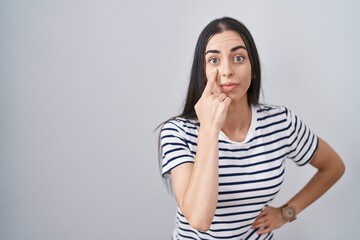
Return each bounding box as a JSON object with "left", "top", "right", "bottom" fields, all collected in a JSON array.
[
  {"left": 160, "top": 120, "right": 195, "bottom": 178},
  {"left": 285, "top": 108, "right": 319, "bottom": 166}
]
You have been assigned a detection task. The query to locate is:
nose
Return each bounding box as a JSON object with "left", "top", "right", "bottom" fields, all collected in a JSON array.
[{"left": 220, "top": 60, "right": 234, "bottom": 78}]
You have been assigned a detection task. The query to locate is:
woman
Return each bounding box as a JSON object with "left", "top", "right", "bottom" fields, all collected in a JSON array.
[{"left": 159, "top": 17, "right": 345, "bottom": 240}]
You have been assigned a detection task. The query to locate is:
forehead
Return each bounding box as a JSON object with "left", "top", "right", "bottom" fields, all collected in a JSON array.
[{"left": 206, "top": 30, "right": 245, "bottom": 51}]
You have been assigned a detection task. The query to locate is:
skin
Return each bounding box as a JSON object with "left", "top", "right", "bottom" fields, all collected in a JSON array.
[
  {"left": 170, "top": 30, "right": 345, "bottom": 233},
  {"left": 204, "top": 30, "right": 252, "bottom": 141}
]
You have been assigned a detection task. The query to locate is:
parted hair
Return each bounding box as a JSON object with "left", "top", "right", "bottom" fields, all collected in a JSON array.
[
  {"left": 179, "top": 17, "right": 261, "bottom": 120},
  {"left": 157, "top": 17, "right": 262, "bottom": 179}
]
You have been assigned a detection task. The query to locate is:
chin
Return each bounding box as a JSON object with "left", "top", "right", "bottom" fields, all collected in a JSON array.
[{"left": 229, "top": 94, "right": 248, "bottom": 105}]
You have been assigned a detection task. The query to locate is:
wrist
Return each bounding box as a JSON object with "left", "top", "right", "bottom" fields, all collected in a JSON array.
[
  {"left": 281, "top": 203, "right": 297, "bottom": 222},
  {"left": 199, "top": 126, "right": 220, "bottom": 138}
]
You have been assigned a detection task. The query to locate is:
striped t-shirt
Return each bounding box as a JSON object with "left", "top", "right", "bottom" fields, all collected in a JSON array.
[{"left": 160, "top": 104, "right": 318, "bottom": 240}]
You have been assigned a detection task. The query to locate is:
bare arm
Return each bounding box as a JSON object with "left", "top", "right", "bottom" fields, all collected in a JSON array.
[
  {"left": 170, "top": 70, "right": 231, "bottom": 231},
  {"left": 286, "top": 138, "right": 345, "bottom": 213},
  {"left": 171, "top": 128, "right": 219, "bottom": 231},
  {"left": 252, "top": 137, "right": 345, "bottom": 234}
]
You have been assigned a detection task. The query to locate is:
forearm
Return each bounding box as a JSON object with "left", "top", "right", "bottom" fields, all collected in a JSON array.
[
  {"left": 287, "top": 161, "right": 344, "bottom": 214},
  {"left": 252, "top": 139, "right": 345, "bottom": 234},
  {"left": 181, "top": 127, "right": 219, "bottom": 231},
  {"left": 287, "top": 138, "right": 345, "bottom": 215}
]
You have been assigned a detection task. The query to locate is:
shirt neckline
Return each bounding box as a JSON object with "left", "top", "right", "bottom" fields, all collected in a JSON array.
[{"left": 219, "top": 104, "right": 257, "bottom": 145}]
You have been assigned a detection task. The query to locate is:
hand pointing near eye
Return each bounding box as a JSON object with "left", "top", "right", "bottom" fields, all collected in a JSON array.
[{"left": 195, "top": 69, "right": 232, "bottom": 132}]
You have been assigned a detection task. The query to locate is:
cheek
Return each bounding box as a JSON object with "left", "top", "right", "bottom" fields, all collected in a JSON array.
[
  {"left": 205, "top": 64, "right": 212, "bottom": 78},
  {"left": 236, "top": 64, "right": 252, "bottom": 80},
  {"left": 244, "top": 63, "right": 252, "bottom": 78},
  {"left": 212, "top": 85, "right": 221, "bottom": 94},
  {"left": 205, "top": 68, "right": 214, "bottom": 82}
]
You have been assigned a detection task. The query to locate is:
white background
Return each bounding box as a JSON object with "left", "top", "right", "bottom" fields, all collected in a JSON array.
[{"left": 1, "top": 0, "right": 359, "bottom": 239}]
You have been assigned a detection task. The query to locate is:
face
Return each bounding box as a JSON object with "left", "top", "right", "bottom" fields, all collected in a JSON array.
[{"left": 205, "top": 30, "right": 252, "bottom": 105}]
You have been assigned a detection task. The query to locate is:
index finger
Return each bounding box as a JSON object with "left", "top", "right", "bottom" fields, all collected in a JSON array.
[{"left": 203, "top": 69, "right": 218, "bottom": 96}]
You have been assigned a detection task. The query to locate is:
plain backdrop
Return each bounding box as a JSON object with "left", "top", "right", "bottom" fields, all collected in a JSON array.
[{"left": 1, "top": 0, "right": 359, "bottom": 239}]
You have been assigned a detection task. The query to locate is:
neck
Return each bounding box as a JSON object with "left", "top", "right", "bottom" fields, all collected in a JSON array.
[{"left": 222, "top": 100, "right": 252, "bottom": 142}]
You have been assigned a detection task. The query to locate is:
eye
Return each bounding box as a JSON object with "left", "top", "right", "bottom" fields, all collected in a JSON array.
[
  {"left": 209, "top": 57, "right": 220, "bottom": 65},
  {"left": 233, "top": 55, "right": 244, "bottom": 63}
]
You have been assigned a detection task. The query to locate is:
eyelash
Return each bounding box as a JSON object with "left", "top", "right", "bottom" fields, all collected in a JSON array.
[
  {"left": 233, "top": 55, "right": 245, "bottom": 62},
  {"left": 209, "top": 57, "right": 219, "bottom": 64},
  {"left": 208, "top": 55, "right": 245, "bottom": 64}
]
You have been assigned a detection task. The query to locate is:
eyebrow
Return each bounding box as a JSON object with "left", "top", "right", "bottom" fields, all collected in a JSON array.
[
  {"left": 205, "top": 45, "right": 247, "bottom": 55},
  {"left": 230, "top": 45, "right": 247, "bottom": 52}
]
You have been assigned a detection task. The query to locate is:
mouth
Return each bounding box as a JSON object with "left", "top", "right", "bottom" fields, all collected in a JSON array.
[{"left": 221, "top": 82, "right": 239, "bottom": 92}]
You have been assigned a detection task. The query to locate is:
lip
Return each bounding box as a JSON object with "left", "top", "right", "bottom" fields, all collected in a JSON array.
[{"left": 221, "top": 83, "right": 239, "bottom": 92}]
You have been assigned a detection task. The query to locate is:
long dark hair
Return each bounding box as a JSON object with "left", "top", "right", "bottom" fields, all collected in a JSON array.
[
  {"left": 179, "top": 17, "right": 261, "bottom": 120},
  {"left": 157, "top": 17, "right": 262, "bottom": 180}
]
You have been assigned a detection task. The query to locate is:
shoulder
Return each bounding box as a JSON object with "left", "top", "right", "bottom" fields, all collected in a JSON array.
[
  {"left": 161, "top": 117, "right": 200, "bottom": 139},
  {"left": 255, "top": 104, "right": 291, "bottom": 120},
  {"left": 162, "top": 117, "right": 199, "bottom": 132}
]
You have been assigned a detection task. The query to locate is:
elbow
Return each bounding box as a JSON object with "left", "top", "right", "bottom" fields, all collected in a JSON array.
[
  {"left": 180, "top": 200, "right": 216, "bottom": 231},
  {"left": 188, "top": 218, "right": 212, "bottom": 232},
  {"left": 186, "top": 214, "right": 213, "bottom": 232},
  {"left": 329, "top": 156, "right": 346, "bottom": 182},
  {"left": 338, "top": 159, "right": 346, "bottom": 179}
]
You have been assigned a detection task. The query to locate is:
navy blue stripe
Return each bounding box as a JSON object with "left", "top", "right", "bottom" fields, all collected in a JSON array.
[
  {"left": 162, "top": 133, "right": 196, "bottom": 147},
  {"left": 219, "top": 152, "right": 287, "bottom": 168},
  {"left": 169, "top": 118, "right": 200, "bottom": 130},
  {"left": 255, "top": 118, "right": 287, "bottom": 130},
  {"left": 177, "top": 232, "right": 197, "bottom": 240},
  {"left": 290, "top": 119, "right": 307, "bottom": 158},
  {"left": 178, "top": 227, "right": 208, "bottom": 240},
  {"left": 219, "top": 139, "right": 232, "bottom": 144},
  {"left": 219, "top": 135, "right": 289, "bottom": 153},
  {"left": 184, "top": 124, "right": 199, "bottom": 130},
  {"left": 249, "top": 121, "right": 292, "bottom": 143},
  {"left": 163, "top": 121, "right": 195, "bottom": 137},
  {"left": 244, "top": 228, "right": 258, "bottom": 240},
  {"left": 178, "top": 225, "right": 247, "bottom": 240},
  {"left": 176, "top": 214, "right": 256, "bottom": 231},
  {"left": 215, "top": 208, "right": 260, "bottom": 217},
  {"left": 219, "top": 180, "right": 283, "bottom": 195},
  {"left": 257, "top": 109, "right": 287, "bottom": 121},
  {"left": 160, "top": 134, "right": 187, "bottom": 143},
  {"left": 264, "top": 232, "right": 273, "bottom": 240},
  {"left": 255, "top": 232, "right": 262, "bottom": 240},
  {"left": 256, "top": 105, "right": 275, "bottom": 113},
  {"left": 269, "top": 233, "right": 274, "bottom": 240},
  {"left": 175, "top": 117, "right": 199, "bottom": 126},
  {"left": 163, "top": 147, "right": 188, "bottom": 159},
  {"left": 293, "top": 128, "right": 311, "bottom": 160},
  {"left": 162, "top": 142, "right": 188, "bottom": 149},
  {"left": 162, "top": 160, "right": 194, "bottom": 176},
  {"left": 219, "top": 168, "right": 284, "bottom": 186},
  {"left": 161, "top": 127, "right": 179, "bottom": 133},
  {"left": 219, "top": 162, "right": 283, "bottom": 177},
  {"left": 178, "top": 216, "right": 252, "bottom": 233},
  {"left": 298, "top": 136, "right": 318, "bottom": 166},
  {"left": 219, "top": 144, "right": 288, "bottom": 160},
  {"left": 249, "top": 111, "right": 297, "bottom": 145},
  {"left": 212, "top": 216, "right": 256, "bottom": 224},
  {"left": 217, "top": 198, "right": 275, "bottom": 212},
  {"left": 162, "top": 154, "right": 194, "bottom": 168},
  {"left": 296, "top": 134, "right": 316, "bottom": 165},
  {"left": 287, "top": 128, "right": 307, "bottom": 159},
  {"left": 218, "top": 190, "right": 280, "bottom": 203},
  {"left": 216, "top": 201, "right": 268, "bottom": 209},
  {"left": 209, "top": 223, "right": 252, "bottom": 233},
  {"left": 186, "top": 131, "right": 198, "bottom": 139}
]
